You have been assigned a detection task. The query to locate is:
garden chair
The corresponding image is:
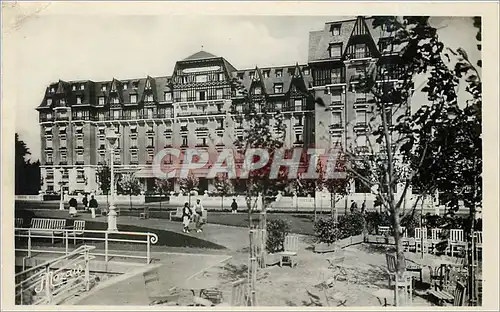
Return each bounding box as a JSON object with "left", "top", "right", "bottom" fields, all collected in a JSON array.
[
  {"left": 276, "top": 235, "right": 299, "bottom": 267},
  {"left": 414, "top": 227, "right": 429, "bottom": 254},
  {"left": 378, "top": 226, "right": 390, "bottom": 236},
  {"left": 385, "top": 253, "right": 413, "bottom": 306},
  {"left": 428, "top": 281, "right": 466, "bottom": 306},
  {"left": 430, "top": 228, "right": 443, "bottom": 254},
  {"left": 70, "top": 220, "right": 85, "bottom": 245},
  {"left": 448, "top": 229, "right": 466, "bottom": 257},
  {"left": 428, "top": 264, "right": 448, "bottom": 290},
  {"left": 143, "top": 268, "right": 180, "bottom": 305}
]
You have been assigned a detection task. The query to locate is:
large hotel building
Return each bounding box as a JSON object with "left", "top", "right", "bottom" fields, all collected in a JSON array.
[{"left": 37, "top": 16, "right": 406, "bottom": 195}]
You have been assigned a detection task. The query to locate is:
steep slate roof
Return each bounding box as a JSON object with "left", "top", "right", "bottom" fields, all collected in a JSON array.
[
  {"left": 233, "top": 64, "right": 313, "bottom": 96},
  {"left": 183, "top": 50, "right": 218, "bottom": 61},
  {"left": 308, "top": 16, "right": 402, "bottom": 62}
]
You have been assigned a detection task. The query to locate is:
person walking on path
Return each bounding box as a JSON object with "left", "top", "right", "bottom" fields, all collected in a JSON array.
[
  {"left": 89, "top": 195, "right": 98, "bottom": 219},
  {"left": 192, "top": 199, "right": 205, "bottom": 233},
  {"left": 182, "top": 202, "right": 192, "bottom": 233},
  {"left": 82, "top": 194, "right": 89, "bottom": 211},
  {"left": 69, "top": 197, "right": 78, "bottom": 217},
  {"left": 231, "top": 199, "right": 238, "bottom": 214}
]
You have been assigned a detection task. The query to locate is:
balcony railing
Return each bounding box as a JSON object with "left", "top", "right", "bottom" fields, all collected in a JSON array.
[{"left": 312, "top": 77, "right": 346, "bottom": 87}]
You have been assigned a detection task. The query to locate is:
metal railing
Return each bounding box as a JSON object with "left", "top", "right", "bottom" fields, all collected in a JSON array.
[
  {"left": 15, "top": 245, "right": 95, "bottom": 305},
  {"left": 15, "top": 228, "right": 159, "bottom": 264}
]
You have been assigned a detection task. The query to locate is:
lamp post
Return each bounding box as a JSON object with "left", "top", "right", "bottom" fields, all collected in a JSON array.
[
  {"left": 106, "top": 126, "right": 118, "bottom": 232},
  {"left": 59, "top": 168, "right": 65, "bottom": 210}
]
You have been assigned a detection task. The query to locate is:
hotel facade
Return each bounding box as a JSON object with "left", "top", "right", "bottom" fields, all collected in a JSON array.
[{"left": 37, "top": 16, "right": 407, "bottom": 196}]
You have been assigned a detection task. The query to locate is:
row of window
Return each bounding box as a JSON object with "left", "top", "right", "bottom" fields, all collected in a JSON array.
[
  {"left": 174, "top": 73, "right": 226, "bottom": 84},
  {"left": 236, "top": 67, "right": 311, "bottom": 80}
]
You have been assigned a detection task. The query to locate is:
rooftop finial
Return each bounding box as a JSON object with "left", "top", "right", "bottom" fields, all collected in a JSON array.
[{"left": 201, "top": 45, "right": 204, "bottom": 51}]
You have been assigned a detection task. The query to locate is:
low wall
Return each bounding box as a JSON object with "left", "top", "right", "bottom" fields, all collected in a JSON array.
[
  {"left": 313, "top": 234, "right": 365, "bottom": 253},
  {"left": 15, "top": 195, "right": 44, "bottom": 201}
]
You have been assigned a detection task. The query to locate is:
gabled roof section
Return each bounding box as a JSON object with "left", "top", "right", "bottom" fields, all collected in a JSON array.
[
  {"left": 140, "top": 76, "right": 158, "bottom": 103},
  {"left": 183, "top": 50, "right": 218, "bottom": 61},
  {"left": 249, "top": 66, "right": 267, "bottom": 96},
  {"left": 288, "top": 63, "right": 309, "bottom": 95},
  {"left": 343, "top": 16, "right": 380, "bottom": 58},
  {"left": 107, "top": 78, "right": 124, "bottom": 105},
  {"left": 55, "top": 80, "right": 68, "bottom": 95}
]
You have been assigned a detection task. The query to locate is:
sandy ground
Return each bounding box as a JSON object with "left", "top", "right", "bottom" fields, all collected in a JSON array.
[{"left": 182, "top": 240, "right": 479, "bottom": 307}]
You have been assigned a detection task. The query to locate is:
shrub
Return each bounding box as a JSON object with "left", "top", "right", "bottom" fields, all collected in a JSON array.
[
  {"left": 338, "top": 212, "right": 364, "bottom": 238},
  {"left": 314, "top": 217, "right": 341, "bottom": 245},
  {"left": 401, "top": 212, "right": 420, "bottom": 237},
  {"left": 266, "top": 219, "right": 291, "bottom": 253},
  {"left": 364, "top": 211, "right": 391, "bottom": 234}
]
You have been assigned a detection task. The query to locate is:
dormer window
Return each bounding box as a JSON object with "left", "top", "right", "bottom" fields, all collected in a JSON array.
[
  {"left": 303, "top": 68, "right": 310, "bottom": 75},
  {"left": 329, "top": 43, "right": 342, "bottom": 58},
  {"left": 130, "top": 94, "right": 137, "bottom": 103},
  {"left": 237, "top": 73, "right": 244, "bottom": 80},
  {"left": 275, "top": 70, "right": 282, "bottom": 78},
  {"left": 80, "top": 84, "right": 85, "bottom": 90},
  {"left": 145, "top": 94, "right": 154, "bottom": 102},
  {"left": 47, "top": 99, "right": 52, "bottom": 106},
  {"left": 101, "top": 85, "right": 107, "bottom": 92},
  {"left": 133, "top": 81, "right": 139, "bottom": 89},
  {"left": 76, "top": 96, "right": 82, "bottom": 104},
  {"left": 72, "top": 85, "right": 77, "bottom": 91},
  {"left": 60, "top": 99, "right": 66, "bottom": 105},
  {"left": 111, "top": 97, "right": 119, "bottom": 104},
  {"left": 145, "top": 80, "right": 151, "bottom": 89},
  {"left": 254, "top": 86, "right": 262, "bottom": 95},
  {"left": 98, "top": 97, "right": 105, "bottom": 105},
  {"left": 249, "top": 72, "right": 255, "bottom": 79},
  {"left": 164, "top": 92, "right": 172, "bottom": 101},
  {"left": 122, "top": 83, "right": 128, "bottom": 90},
  {"left": 50, "top": 87, "right": 55, "bottom": 93},
  {"left": 330, "top": 24, "right": 341, "bottom": 36},
  {"left": 263, "top": 70, "right": 270, "bottom": 78},
  {"left": 274, "top": 83, "right": 284, "bottom": 94}
]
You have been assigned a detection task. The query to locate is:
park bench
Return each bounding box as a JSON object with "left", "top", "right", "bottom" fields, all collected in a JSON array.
[
  {"left": 29, "top": 218, "right": 66, "bottom": 244},
  {"left": 169, "top": 207, "right": 183, "bottom": 221},
  {"left": 428, "top": 281, "right": 466, "bottom": 306},
  {"left": 69, "top": 220, "right": 86, "bottom": 245},
  {"left": 378, "top": 226, "right": 390, "bottom": 236}
]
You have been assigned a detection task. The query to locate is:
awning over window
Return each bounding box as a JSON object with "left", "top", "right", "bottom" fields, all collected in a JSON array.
[
  {"left": 45, "top": 127, "right": 52, "bottom": 132},
  {"left": 59, "top": 127, "right": 66, "bottom": 132},
  {"left": 130, "top": 125, "right": 137, "bottom": 131},
  {"left": 75, "top": 126, "right": 83, "bottom": 132}
]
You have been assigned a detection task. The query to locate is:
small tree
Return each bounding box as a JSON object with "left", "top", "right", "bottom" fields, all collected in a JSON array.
[
  {"left": 96, "top": 164, "right": 111, "bottom": 206},
  {"left": 317, "top": 155, "right": 350, "bottom": 223},
  {"left": 118, "top": 173, "right": 141, "bottom": 210},
  {"left": 213, "top": 173, "right": 234, "bottom": 210},
  {"left": 155, "top": 178, "right": 172, "bottom": 210},
  {"left": 177, "top": 172, "right": 199, "bottom": 206}
]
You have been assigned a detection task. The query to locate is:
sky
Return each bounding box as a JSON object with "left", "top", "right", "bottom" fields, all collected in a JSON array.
[{"left": 6, "top": 6, "right": 480, "bottom": 161}]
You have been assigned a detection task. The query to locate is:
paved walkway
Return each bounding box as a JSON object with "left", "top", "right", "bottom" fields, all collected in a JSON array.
[{"left": 31, "top": 209, "right": 250, "bottom": 252}]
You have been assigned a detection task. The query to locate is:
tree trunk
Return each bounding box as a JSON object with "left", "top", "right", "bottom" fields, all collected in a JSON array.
[
  {"left": 159, "top": 190, "right": 162, "bottom": 211},
  {"left": 392, "top": 210, "right": 406, "bottom": 307},
  {"left": 129, "top": 194, "right": 132, "bottom": 211}
]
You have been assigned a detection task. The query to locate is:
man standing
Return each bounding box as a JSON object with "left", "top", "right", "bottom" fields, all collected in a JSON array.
[
  {"left": 89, "top": 195, "right": 98, "bottom": 219},
  {"left": 192, "top": 199, "right": 205, "bottom": 233},
  {"left": 231, "top": 198, "right": 238, "bottom": 214},
  {"left": 82, "top": 194, "right": 89, "bottom": 211},
  {"left": 68, "top": 197, "right": 78, "bottom": 217}
]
